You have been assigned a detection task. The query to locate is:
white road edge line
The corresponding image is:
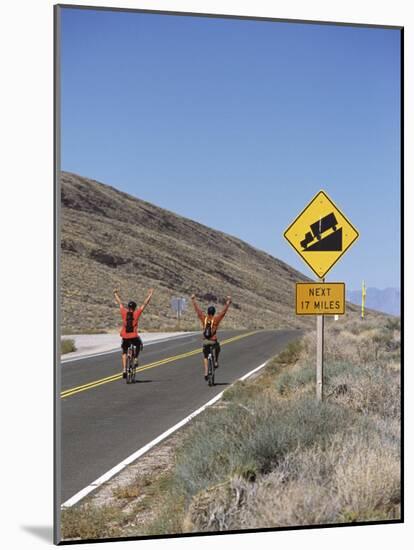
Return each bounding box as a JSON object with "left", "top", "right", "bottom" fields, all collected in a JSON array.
[
  {"left": 61, "top": 359, "right": 269, "bottom": 508},
  {"left": 61, "top": 332, "right": 198, "bottom": 364}
]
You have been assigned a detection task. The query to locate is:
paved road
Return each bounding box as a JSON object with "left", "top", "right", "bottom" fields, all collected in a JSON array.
[{"left": 60, "top": 329, "right": 301, "bottom": 504}]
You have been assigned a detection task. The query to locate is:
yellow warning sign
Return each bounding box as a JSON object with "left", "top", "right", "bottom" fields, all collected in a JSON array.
[
  {"left": 296, "top": 282, "right": 345, "bottom": 315},
  {"left": 284, "top": 191, "right": 359, "bottom": 279}
]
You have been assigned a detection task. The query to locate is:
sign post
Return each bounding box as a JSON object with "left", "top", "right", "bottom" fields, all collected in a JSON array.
[
  {"left": 315, "top": 278, "right": 325, "bottom": 401},
  {"left": 296, "top": 280, "right": 345, "bottom": 400},
  {"left": 284, "top": 190, "right": 359, "bottom": 401},
  {"left": 316, "top": 311, "right": 324, "bottom": 401},
  {"left": 171, "top": 297, "right": 187, "bottom": 327}
]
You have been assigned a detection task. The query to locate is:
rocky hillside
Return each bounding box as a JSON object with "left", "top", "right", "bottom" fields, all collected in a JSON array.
[{"left": 60, "top": 172, "right": 331, "bottom": 333}]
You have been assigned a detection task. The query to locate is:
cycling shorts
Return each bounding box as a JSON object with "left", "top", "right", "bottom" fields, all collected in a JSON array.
[
  {"left": 121, "top": 336, "right": 143, "bottom": 354},
  {"left": 202, "top": 340, "right": 220, "bottom": 359}
]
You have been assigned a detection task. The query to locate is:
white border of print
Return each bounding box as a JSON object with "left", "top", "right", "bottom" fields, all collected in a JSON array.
[{"left": 1, "top": 1, "right": 410, "bottom": 549}]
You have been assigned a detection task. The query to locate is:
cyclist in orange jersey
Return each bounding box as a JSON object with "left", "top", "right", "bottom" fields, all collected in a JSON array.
[
  {"left": 113, "top": 288, "right": 154, "bottom": 378},
  {"left": 191, "top": 294, "right": 232, "bottom": 380}
]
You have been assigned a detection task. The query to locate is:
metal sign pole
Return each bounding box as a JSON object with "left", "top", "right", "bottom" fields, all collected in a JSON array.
[{"left": 316, "top": 277, "right": 325, "bottom": 401}]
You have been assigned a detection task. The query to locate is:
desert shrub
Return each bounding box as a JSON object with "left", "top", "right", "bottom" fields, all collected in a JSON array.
[
  {"left": 324, "top": 361, "right": 361, "bottom": 379},
  {"left": 234, "top": 425, "right": 400, "bottom": 530},
  {"left": 274, "top": 339, "right": 303, "bottom": 364},
  {"left": 222, "top": 380, "right": 264, "bottom": 404},
  {"left": 173, "top": 396, "right": 357, "bottom": 503},
  {"left": 325, "top": 330, "right": 384, "bottom": 364},
  {"left": 301, "top": 321, "right": 400, "bottom": 367},
  {"left": 385, "top": 317, "right": 400, "bottom": 331},
  {"left": 274, "top": 362, "right": 314, "bottom": 395},
  {"left": 143, "top": 492, "right": 186, "bottom": 536},
  {"left": 326, "top": 362, "right": 400, "bottom": 420},
  {"left": 274, "top": 360, "right": 361, "bottom": 397},
  {"left": 186, "top": 417, "right": 400, "bottom": 532},
  {"left": 183, "top": 476, "right": 250, "bottom": 532},
  {"left": 182, "top": 409, "right": 400, "bottom": 533},
  {"left": 61, "top": 504, "right": 124, "bottom": 540},
  {"left": 61, "top": 338, "right": 76, "bottom": 354},
  {"left": 112, "top": 482, "right": 141, "bottom": 500},
  {"left": 299, "top": 331, "right": 316, "bottom": 356},
  {"left": 344, "top": 318, "right": 378, "bottom": 335}
]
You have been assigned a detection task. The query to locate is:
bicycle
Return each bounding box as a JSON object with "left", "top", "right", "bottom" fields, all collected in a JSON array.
[
  {"left": 205, "top": 343, "right": 216, "bottom": 387},
  {"left": 125, "top": 343, "right": 139, "bottom": 384}
]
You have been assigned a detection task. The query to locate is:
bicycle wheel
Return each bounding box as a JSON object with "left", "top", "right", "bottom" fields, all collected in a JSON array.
[
  {"left": 132, "top": 346, "right": 139, "bottom": 383},
  {"left": 208, "top": 355, "right": 214, "bottom": 386},
  {"left": 126, "top": 355, "right": 133, "bottom": 384}
]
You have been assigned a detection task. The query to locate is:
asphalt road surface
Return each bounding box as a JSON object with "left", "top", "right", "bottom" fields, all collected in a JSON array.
[{"left": 60, "top": 329, "right": 301, "bottom": 504}]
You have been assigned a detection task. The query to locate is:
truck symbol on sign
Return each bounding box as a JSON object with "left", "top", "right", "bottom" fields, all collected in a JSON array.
[{"left": 300, "top": 213, "right": 342, "bottom": 252}]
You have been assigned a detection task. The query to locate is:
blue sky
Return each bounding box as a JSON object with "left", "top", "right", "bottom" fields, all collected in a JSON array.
[{"left": 60, "top": 8, "right": 401, "bottom": 290}]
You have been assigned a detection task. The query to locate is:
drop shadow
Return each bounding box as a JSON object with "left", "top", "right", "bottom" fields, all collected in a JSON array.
[
  {"left": 134, "top": 379, "right": 153, "bottom": 383},
  {"left": 21, "top": 525, "right": 53, "bottom": 543},
  {"left": 213, "top": 382, "right": 230, "bottom": 386}
]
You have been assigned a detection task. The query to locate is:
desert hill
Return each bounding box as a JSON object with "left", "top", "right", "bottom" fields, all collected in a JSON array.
[{"left": 60, "top": 172, "right": 342, "bottom": 333}]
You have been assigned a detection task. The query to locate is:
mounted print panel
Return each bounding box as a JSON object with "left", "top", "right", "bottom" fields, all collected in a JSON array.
[{"left": 54, "top": 4, "right": 403, "bottom": 544}]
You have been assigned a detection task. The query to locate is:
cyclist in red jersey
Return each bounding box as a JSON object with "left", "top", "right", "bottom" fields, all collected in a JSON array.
[
  {"left": 191, "top": 294, "right": 232, "bottom": 380},
  {"left": 113, "top": 288, "right": 154, "bottom": 378}
]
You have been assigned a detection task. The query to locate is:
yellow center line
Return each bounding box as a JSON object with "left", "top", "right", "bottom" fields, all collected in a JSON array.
[{"left": 61, "top": 331, "right": 258, "bottom": 399}]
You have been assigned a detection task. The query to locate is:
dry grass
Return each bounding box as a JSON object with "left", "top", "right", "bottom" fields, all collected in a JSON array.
[
  {"left": 234, "top": 426, "right": 400, "bottom": 529},
  {"left": 60, "top": 431, "right": 185, "bottom": 541},
  {"left": 143, "top": 312, "right": 400, "bottom": 534},
  {"left": 61, "top": 504, "right": 124, "bottom": 540},
  {"left": 61, "top": 311, "right": 400, "bottom": 540}
]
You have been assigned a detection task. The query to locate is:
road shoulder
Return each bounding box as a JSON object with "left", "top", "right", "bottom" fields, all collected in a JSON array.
[{"left": 61, "top": 332, "right": 197, "bottom": 362}]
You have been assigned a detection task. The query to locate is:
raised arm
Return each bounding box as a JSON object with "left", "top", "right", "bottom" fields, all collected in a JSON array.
[
  {"left": 113, "top": 288, "right": 123, "bottom": 307},
  {"left": 140, "top": 288, "right": 154, "bottom": 312},
  {"left": 216, "top": 295, "right": 232, "bottom": 322},
  {"left": 191, "top": 294, "right": 205, "bottom": 323}
]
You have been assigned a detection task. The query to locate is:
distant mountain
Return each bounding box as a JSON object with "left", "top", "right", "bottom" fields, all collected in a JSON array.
[
  {"left": 346, "top": 287, "right": 400, "bottom": 316},
  {"left": 62, "top": 172, "right": 341, "bottom": 333}
]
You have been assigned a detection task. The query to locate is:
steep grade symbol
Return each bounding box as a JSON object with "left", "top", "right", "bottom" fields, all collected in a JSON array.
[{"left": 300, "top": 212, "right": 343, "bottom": 252}]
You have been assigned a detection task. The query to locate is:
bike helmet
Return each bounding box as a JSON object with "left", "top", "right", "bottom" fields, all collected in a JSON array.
[
  {"left": 127, "top": 300, "right": 137, "bottom": 310},
  {"left": 207, "top": 306, "right": 216, "bottom": 316}
]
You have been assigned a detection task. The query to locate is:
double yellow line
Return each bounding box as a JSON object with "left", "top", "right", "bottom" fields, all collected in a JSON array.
[{"left": 61, "top": 331, "right": 257, "bottom": 399}]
